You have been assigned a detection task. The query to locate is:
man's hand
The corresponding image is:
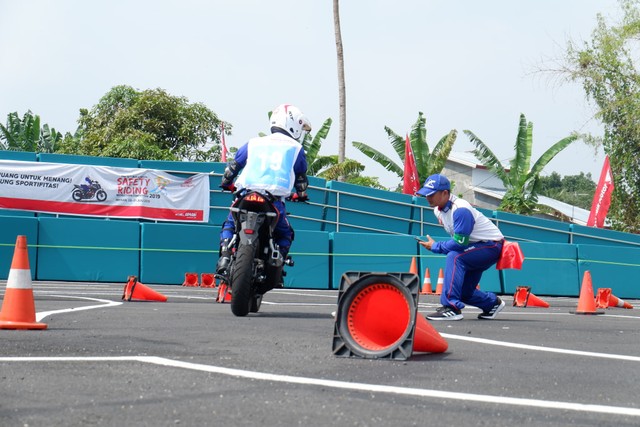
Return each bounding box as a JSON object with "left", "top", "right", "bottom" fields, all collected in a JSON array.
[{"left": 417, "top": 235, "right": 436, "bottom": 250}]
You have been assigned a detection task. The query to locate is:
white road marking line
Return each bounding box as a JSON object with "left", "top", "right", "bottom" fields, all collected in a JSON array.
[
  {"left": 441, "top": 333, "right": 640, "bottom": 362},
  {"left": 35, "top": 295, "right": 122, "bottom": 322},
  {"left": 0, "top": 355, "right": 638, "bottom": 417}
]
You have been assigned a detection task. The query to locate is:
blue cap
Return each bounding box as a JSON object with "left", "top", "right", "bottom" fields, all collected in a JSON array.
[{"left": 416, "top": 174, "right": 450, "bottom": 197}]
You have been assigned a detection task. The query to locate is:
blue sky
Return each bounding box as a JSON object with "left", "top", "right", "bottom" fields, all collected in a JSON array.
[{"left": 0, "top": 0, "right": 621, "bottom": 187}]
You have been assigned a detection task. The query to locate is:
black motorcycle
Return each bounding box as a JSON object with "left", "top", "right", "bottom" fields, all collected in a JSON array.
[
  {"left": 72, "top": 181, "right": 107, "bottom": 202},
  {"left": 219, "top": 189, "right": 297, "bottom": 316}
]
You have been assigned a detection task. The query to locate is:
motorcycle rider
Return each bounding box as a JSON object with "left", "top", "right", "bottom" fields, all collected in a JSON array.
[{"left": 216, "top": 104, "right": 312, "bottom": 277}]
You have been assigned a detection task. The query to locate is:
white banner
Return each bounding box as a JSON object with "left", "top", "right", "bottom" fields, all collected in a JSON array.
[{"left": 0, "top": 160, "right": 210, "bottom": 222}]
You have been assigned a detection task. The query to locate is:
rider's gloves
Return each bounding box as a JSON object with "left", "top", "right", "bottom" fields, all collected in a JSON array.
[{"left": 220, "top": 183, "right": 236, "bottom": 192}]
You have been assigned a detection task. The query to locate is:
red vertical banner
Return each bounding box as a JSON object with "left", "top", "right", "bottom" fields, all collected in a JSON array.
[
  {"left": 587, "top": 155, "right": 614, "bottom": 228},
  {"left": 402, "top": 134, "right": 420, "bottom": 195},
  {"left": 220, "top": 123, "right": 228, "bottom": 163}
]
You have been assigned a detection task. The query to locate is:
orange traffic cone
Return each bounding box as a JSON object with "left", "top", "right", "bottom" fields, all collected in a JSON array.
[
  {"left": 434, "top": 268, "right": 444, "bottom": 295},
  {"left": 414, "top": 313, "right": 448, "bottom": 353},
  {"left": 595, "top": 288, "right": 612, "bottom": 308},
  {"left": 122, "top": 276, "right": 167, "bottom": 302},
  {"left": 200, "top": 273, "right": 216, "bottom": 288},
  {"left": 0, "top": 235, "right": 47, "bottom": 330},
  {"left": 216, "top": 282, "right": 231, "bottom": 303},
  {"left": 409, "top": 257, "right": 418, "bottom": 275},
  {"left": 513, "top": 286, "right": 549, "bottom": 308},
  {"left": 572, "top": 271, "right": 603, "bottom": 315},
  {"left": 420, "top": 268, "right": 432, "bottom": 295},
  {"left": 609, "top": 293, "right": 634, "bottom": 309},
  {"left": 182, "top": 272, "right": 199, "bottom": 287}
]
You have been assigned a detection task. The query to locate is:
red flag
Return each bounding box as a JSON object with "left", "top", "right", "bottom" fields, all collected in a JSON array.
[
  {"left": 220, "top": 123, "right": 228, "bottom": 162},
  {"left": 402, "top": 134, "right": 420, "bottom": 195},
  {"left": 587, "top": 155, "right": 614, "bottom": 228}
]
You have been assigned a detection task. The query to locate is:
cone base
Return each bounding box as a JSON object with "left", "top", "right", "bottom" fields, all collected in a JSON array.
[
  {"left": 0, "top": 320, "right": 47, "bottom": 330},
  {"left": 570, "top": 310, "right": 605, "bottom": 315}
]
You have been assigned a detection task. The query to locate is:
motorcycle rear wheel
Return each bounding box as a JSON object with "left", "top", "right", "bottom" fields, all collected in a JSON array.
[{"left": 230, "top": 243, "right": 255, "bottom": 316}]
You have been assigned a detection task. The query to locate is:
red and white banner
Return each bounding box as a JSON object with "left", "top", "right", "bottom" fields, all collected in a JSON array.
[
  {"left": 402, "top": 134, "right": 420, "bottom": 195},
  {"left": 0, "top": 160, "right": 210, "bottom": 222},
  {"left": 587, "top": 155, "right": 614, "bottom": 228}
]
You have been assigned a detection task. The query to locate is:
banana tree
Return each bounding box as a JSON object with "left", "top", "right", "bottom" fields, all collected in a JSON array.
[
  {"left": 352, "top": 112, "right": 457, "bottom": 188},
  {"left": 464, "top": 113, "right": 578, "bottom": 214}
]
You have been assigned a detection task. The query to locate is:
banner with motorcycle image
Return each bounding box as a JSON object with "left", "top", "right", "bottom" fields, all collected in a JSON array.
[{"left": 0, "top": 160, "right": 210, "bottom": 222}]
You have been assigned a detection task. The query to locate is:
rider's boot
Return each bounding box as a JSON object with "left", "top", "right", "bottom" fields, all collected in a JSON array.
[{"left": 216, "top": 239, "right": 231, "bottom": 275}]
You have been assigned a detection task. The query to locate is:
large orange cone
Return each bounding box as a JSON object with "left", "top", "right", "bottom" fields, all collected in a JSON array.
[
  {"left": 572, "top": 271, "right": 603, "bottom": 315},
  {"left": 609, "top": 293, "right": 633, "bottom": 309},
  {"left": 0, "top": 235, "right": 47, "bottom": 330},
  {"left": 122, "top": 276, "right": 167, "bottom": 302},
  {"left": 409, "top": 257, "right": 418, "bottom": 274},
  {"left": 513, "top": 286, "right": 549, "bottom": 308},
  {"left": 182, "top": 272, "right": 199, "bottom": 287},
  {"left": 434, "top": 268, "right": 444, "bottom": 295},
  {"left": 333, "top": 271, "right": 448, "bottom": 360},
  {"left": 200, "top": 273, "right": 216, "bottom": 288},
  {"left": 420, "top": 268, "right": 432, "bottom": 295}
]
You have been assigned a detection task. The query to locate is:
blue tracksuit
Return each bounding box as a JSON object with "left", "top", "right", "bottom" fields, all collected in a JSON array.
[{"left": 429, "top": 195, "right": 504, "bottom": 312}]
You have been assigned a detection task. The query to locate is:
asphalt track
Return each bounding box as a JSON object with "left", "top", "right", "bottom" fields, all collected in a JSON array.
[{"left": 1, "top": 281, "right": 639, "bottom": 427}]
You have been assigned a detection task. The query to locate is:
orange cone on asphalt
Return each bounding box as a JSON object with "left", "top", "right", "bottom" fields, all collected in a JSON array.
[
  {"left": 572, "top": 271, "right": 603, "bottom": 315},
  {"left": 182, "top": 272, "right": 199, "bottom": 287},
  {"left": 595, "top": 288, "right": 612, "bottom": 308},
  {"left": 409, "top": 257, "right": 418, "bottom": 275},
  {"left": 513, "top": 286, "right": 549, "bottom": 308},
  {"left": 122, "top": 276, "right": 167, "bottom": 302},
  {"left": 609, "top": 293, "right": 633, "bottom": 309},
  {"left": 420, "top": 268, "right": 432, "bottom": 295},
  {"left": 216, "top": 282, "right": 231, "bottom": 303},
  {"left": 0, "top": 235, "right": 47, "bottom": 330},
  {"left": 200, "top": 273, "right": 216, "bottom": 288},
  {"left": 434, "top": 268, "right": 444, "bottom": 295}
]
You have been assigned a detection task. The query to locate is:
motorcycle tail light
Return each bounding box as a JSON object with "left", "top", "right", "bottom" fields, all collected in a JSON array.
[
  {"left": 245, "top": 229, "right": 255, "bottom": 235},
  {"left": 245, "top": 193, "right": 265, "bottom": 203}
]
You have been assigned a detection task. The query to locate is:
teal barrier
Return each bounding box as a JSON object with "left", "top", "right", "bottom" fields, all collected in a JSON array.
[
  {"left": 286, "top": 230, "right": 330, "bottom": 289},
  {"left": 326, "top": 181, "right": 414, "bottom": 234},
  {"left": 36, "top": 217, "right": 140, "bottom": 282},
  {"left": 577, "top": 244, "right": 640, "bottom": 299},
  {"left": 140, "top": 223, "right": 218, "bottom": 285},
  {"left": 38, "top": 153, "right": 139, "bottom": 167},
  {"left": 286, "top": 176, "right": 334, "bottom": 232},
  {"left": 0, "top": 216, "right": 39, "bottom": 280},
  {"left": 330, "top": 232, "right": 417, "bottom": 289},
  {"left": 501, "top": 242, "right": 579, "bottom": 296},
  {"left": 494, "top": 211, "right": 571, "bottom": 243},
  {"left": 410, "top": 196, "right": 441, "bottom": 237},
  {"left": 571, "top": 224, "right": 640, "bottom": 248}
]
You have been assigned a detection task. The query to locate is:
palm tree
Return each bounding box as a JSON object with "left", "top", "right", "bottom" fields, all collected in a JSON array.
[
  {"left": 464, "top": 113, "right": 578, "bottom": 214},
  {"left": 352, "top": 112, "right": 457, "bottom": 189},
  {"left": 333, "top": 0, "right": 346, "bottom": 167}
]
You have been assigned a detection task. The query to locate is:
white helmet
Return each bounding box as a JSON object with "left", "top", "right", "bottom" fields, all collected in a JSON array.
[{"left": 270, "top": 104, "right": 312, "bottom": 142}]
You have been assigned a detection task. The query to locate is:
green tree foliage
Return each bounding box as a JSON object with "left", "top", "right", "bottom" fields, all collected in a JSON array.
[
  {"left": 465, "top": 114, "right": 578, "bottom": 214},
  {"left": 0, "top": 111, "right": 62, "bottom": 153},
  {"left": 562, "top": 0, "right": 640, "bottom": 231},
  {"left": 55, "top": 85, "right": 230, "bottom": 162},
  {"left": 538, "top": 171, "right": 596, "bottom": 210},
  {"left": 352, "top": 112, "right": 457, "bottom": 190}
]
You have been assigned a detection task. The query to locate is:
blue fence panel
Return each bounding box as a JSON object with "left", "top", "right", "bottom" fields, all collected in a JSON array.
[
  {"left": 0, "top": 216, "right": 39, "bottom": 280},
  {"left": 501, "top": 242, "right": 579, "bottom": 296},
  {"left": 330, "top": 232, "right": 417, "bottom": 289},
  {"left": 577, "top": 244, "right": 640, "bottom": 299},
  {"left": 286, "top": 176, "right": 333, "bottom": 232},
  {"left": 36, "top": 217, "right": 140, "bottom": 282},
  {"left": 326, "top": 181, "right": 414, "bottom": 234},
  {"left": 571, "top": 224, "right": 640, "bottom": 248},
  {"left": 140, "top": 223, "right": 218, "bottom": 285},
  {"left": 286, "top": 230, "right": 330, "bottom": 289},
  {"left": 494, "top": 211, "right": 571, "bottom": 243}
]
